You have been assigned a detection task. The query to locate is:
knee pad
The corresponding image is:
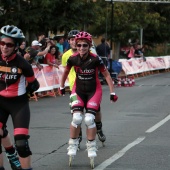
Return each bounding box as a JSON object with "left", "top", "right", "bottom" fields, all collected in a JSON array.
[
  {"left": 2, "top": 126, "right": 8, "bottom": 138},
  {"left": 71, "top": 112, "right": 83, "bottom": 128},
  {"left": 84, "top": 113, "right": 96, "bottom": 129},
  {"left": 15, "top": 135, "right": 32, "bottom": 158}
]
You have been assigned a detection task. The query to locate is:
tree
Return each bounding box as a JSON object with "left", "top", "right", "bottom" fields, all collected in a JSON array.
[{"left": 0, "top": 0, "right": 170, "bottom": 48}]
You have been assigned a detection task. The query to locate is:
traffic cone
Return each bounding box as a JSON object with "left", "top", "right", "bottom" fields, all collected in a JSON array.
[
  {"left": 132, "top": 78, "right": 135, "bottom": 86},
  {"left": 126, "top": 78, "right": 129, "bottom": 87},
  {"left": 117, "top": 79, "right": 121, "bottom": 87},
  {"left": 129, "top": 78, "right": 133, "bottom": 87},
  {"left": 112, "top": 80, "right": 115, "bottom": 85},
  {"left": 124, "top": 79, "right": 128, "bottom": 87},
  {"left": 121, "top": 78, "right": 124, "bottom": 87}
]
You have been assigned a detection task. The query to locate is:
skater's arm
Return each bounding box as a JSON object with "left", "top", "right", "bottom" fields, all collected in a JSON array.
[
  {"left": 102, "top": 70, "right": 118, "bottom": 102},
  {"left": 102, "top": 70, "right": 114, "bottom": 93},
  {"left": 60, "top": 67, "right": 70, "bottom": 88}
]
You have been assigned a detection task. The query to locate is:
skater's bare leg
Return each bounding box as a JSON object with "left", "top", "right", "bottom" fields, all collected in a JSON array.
[
  {"left": 70, "top": 125, "right": 80, "bottom": 138},
  {"left": 86, "top": 127, "right": 96, "bottom": 140},
  {"left": 67, "top": 112, "right": 83, "bottom": 156},
  {"left": 85, "top": 113, "right": 97, "bottom": 158}
]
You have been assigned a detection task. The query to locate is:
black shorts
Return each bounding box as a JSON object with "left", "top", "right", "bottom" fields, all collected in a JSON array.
[{"left": 0, "top": 94, "right": 30, "bottom": 135}]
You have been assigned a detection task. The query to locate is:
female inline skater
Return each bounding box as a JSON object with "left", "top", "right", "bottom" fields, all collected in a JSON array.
[
  {"left": 62, "top": 30, "right": 107, "bottom": 148},
  {"left": 60, "top": 31, "right": 118, "bottom": 168},
  {"left": 0, "top": 25, "right": 39, "bottom": 170}
]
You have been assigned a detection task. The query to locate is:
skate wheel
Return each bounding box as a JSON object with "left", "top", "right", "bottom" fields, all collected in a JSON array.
[
  {"left": 69, "top": 156, "right": 73, "bottom": 167},
  {"left": 90, "top": 157, "right": 95, "bottom": 169}
]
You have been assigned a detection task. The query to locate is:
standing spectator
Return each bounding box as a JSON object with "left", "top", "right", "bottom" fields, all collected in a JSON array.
[
  {"left": 96, "top": 38, "right": 110, "bottom": 67},
  {"left": 18, "top": 40, "right": 26, "bottom": 57},
  {"left": 41, "top": 38, "right": 56, "bottom": 64},
  {"left": 0, "top": 25, "right": 40, "bottom": 170},
  {"left": 55, "top": 35, "right": 64, "bottom": 59},
  {"left": 106, "top": 38, "right": 110, "bottom": 50},
  {"left": 38, "top": 32, "right": 55, "bottom": 50},
  {"left": 41, "top": 45, "right": 60, "bottom": 97},
  {"left": 37, "top": 32, "right": 46, "bottom": 50},
  {"left": 63, "top": 33, "right": 70, "bottom": 53},
  {"left": 141, "top": 46, "right": 146, "bottom": 61},
  {"left": 134, "top": 44, "right": 143, "bottom": 58},
  {"left": 127, "top": 44, "right": 135, "bottom": 59},
  {"left": 44, "top": 45, "right": 60, "bottom": 68},
  {"left": 134, "top": 44, "right": 146, "bottom": 61},
  {"left": 24, "top": 40, "right": 51, "bottom": 70},
  {"left": 37, "top": 32, "right": 45, "bottom": 42},
  {"left": 96, "top": 38, "right": 110, "bottom": 83}
]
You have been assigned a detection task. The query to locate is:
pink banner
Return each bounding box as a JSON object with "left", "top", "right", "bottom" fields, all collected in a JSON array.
[
  {"left": 33, "top": 56, "right": 170, "bottom": 91},
  {"left": 119, "top": 56, "right": 170, "bottom": 75},
  {"left": 33, "top": 64, "right": 69, "bottom": 92}
]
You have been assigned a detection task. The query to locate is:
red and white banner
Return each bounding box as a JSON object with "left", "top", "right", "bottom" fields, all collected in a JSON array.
[
  {"left": 33, "top": 65, "right": 69, "bottom": 92},
  {"left": 32, "top": 56, "right": 170, "bottom": 92},
  {"left": 119, "top": 56, "right": 170, "bottom": 75}
]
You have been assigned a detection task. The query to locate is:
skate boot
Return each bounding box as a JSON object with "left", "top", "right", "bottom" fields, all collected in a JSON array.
[
  {"left": 6, "top": 151, "right": 22, "bottom": 170},
  {"left": 78, "top": 128, "right": 82, "bottom": 149},
  {"left": 67, "top": 138, "right": 79, "bottom": 156},
  {"left": 67, "top": 138, "right": 79, "bottom": 167},
  {"left": 86, "top": 140, "right": 98, "bottom": 158},
  {"left": 96, "top": 122, "right": 106, "bottom": 146},
  {"left": 86, "top": 140, "right": 98, "bottom": 169},
  {"left": 97, "top": 129, "right": 106, "bottom": 145}
]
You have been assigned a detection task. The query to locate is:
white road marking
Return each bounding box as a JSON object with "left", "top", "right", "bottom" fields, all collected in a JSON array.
[
  {"left": 145, "top": 114, "right": 170, "bottom": 133},
  {"left": 94, "top": 115, "right": 170, "bottom": 169},
  {"left": 94, "top": 136, "right": 145, "bottom": 170}
]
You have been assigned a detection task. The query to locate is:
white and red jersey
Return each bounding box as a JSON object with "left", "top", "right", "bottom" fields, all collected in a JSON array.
[{"left": 0, "top": 53, "right": 35, "bottom": 97}]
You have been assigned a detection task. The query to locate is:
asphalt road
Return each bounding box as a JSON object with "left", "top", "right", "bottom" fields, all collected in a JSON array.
[{"left": 4, "top": 71, "right": 170, "bottom": 170}]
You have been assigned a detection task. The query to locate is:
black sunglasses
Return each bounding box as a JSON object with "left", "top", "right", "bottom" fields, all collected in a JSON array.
[
  {"left": 76, "top": 44, "right": 89, "bottom": 48},
  {"left": 0, "top": 41, "right": 15, "bottom": 48}
]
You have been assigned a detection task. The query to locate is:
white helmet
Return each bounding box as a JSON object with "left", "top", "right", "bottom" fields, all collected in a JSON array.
[{"left": 0, "top": 25, "right": 25, "bottom": 39}]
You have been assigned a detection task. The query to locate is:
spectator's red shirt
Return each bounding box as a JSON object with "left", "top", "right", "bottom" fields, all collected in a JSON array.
[{"left": 44, "top": 53, "right": 56, "bottom": 64}]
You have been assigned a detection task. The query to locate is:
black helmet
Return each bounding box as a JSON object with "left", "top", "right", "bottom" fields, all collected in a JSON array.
[
  {"left": 68, "top": 30, "right": 80, "bottom": 39},
  {"left": 0, "top": 25, "right": 25, "bottom": 45}
]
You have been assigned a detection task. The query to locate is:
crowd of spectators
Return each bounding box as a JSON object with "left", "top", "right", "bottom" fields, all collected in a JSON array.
[
  {"left": 17, "top": 33, "right": 66, "bottom": 70},
  {"left": 17, "top": 33, "right": 147, "bottom": 74},
  {"left": 120, "top": 40, "right": 146, "bottom": 61},
  {"left": 17, "top": 33, "right": 126, "bottom": 91}
]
